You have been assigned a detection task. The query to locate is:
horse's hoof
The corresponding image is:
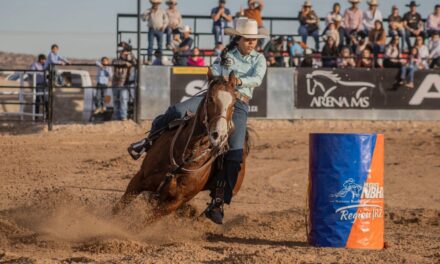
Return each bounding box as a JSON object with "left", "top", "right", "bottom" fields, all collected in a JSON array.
[{"left": 205, "top": 207, "right": 223, "bottom": 225}]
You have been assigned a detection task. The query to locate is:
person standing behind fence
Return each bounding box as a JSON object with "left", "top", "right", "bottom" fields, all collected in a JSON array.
[
  {"left": 95, "top": 57, "right": 113, "bottom": 114},
  {"left": 44, "top": 44, "right": 70, "bottom": 69},
  {"left": 165, "top": 0, "right": 182, "bottom": 50},
  {"left": 172, "top": 25, "right": 193, "bottom": 66},
  {"left": 298, "top": 1, "right": 320, "bottom": 52},
  {"left": 211, "top": 0, "right": 233, "bottom": 45},
  {"left": 244, "top": 0, "right": 266, "bottom": 48},
  {"left": 343, "top": 0, "right": 363, "bottom": 46},
  {"left": 112, "top": 48, "right": 136, "bottom": 121},
  {"left": 29, "top": 54, "right": 47, "bottom": 116},
  {"left": 426, "top": 5, "right": 440, "bottom": 38},
  {"left": 142, "top": 0, "right": 169, "bottom": 64}
]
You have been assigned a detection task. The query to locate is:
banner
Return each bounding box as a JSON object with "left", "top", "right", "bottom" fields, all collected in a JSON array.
[
  {"left": 170, "top": 67, "right": 267, "bottom": 117},
  {"left": 296, "top": 68, "right": 440, "bottom": 110}
]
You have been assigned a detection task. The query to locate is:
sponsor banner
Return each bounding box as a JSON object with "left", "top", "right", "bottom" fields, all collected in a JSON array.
[
  {"left": 308, "top": 134, "right": 384, "bottom": 249},
  {"left": 170, "top": 67, "right": 267, "bottom": 117},
  {"left": 297, "top": 68, "right": 440, "bottom": 109}
]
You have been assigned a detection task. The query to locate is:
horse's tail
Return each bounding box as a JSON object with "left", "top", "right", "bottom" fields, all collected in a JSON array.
[{"left": 245, "top": 126, "right": 257, "bottom": 154}]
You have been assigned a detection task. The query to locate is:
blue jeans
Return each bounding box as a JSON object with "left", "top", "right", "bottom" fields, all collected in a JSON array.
[
  {"left": 151, "top": 94, "right": 248, "bottom": 162},
  {"left": 404, "top": 29, "right": 426, "bottom": 50},
  {"left": 213, "top": 25, "right": 225, "bottom": 44},
  {"left": 298, "top": 25, "right": 320, "bottom": 51},
  {"left": 427, "top": 29, "right": 440, "bottom": 38},
  {"left": 401, "top": 64, "right": 416, "bottom": 83},
  {"left": 148, "top": 28, "right": 164, "bottom": 61},
  {"left": 389, "top": 29, "right": 407, "bottom": 50},
  {"left": 113, "top": 85, "right": 129, "bottom": 120}
]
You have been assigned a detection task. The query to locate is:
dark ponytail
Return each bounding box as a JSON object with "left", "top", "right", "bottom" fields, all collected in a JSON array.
[{"left": 220, "top": 36, "right": 241, "bottom": 66}]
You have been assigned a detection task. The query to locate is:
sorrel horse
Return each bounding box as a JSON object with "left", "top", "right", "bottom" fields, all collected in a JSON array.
[{"left": 113, "top": 70, "right": 249, "bottom": 220}]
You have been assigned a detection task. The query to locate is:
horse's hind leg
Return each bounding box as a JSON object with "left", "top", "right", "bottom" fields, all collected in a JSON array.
[{"left": 112, "top": 171, "right": 143, "bottom": 215}]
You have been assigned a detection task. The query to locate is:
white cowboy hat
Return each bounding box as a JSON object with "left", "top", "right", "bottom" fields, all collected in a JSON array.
[
  {"left": 367, "top": 0, "right": 378, "bottom": 6},
  {"left": 150, "top": 0, "right": 162, "bottom": 4},
  {"left": 224, "top": 18, "right": 269, "bottom": 39},
  {"left": 180, "top": 25, "right": 192, "bottom": 33},
  {"left": 333, "top": 15, "right": 343, "bottom": 22},
  {"left": 349, "top": 0, "right": 361, "bottom": 3},
  {"left": 303, "top": 0, "right": 312, "bottom": 7},
  {"left": 166, "top": 0, "right": 177, "bottom": 5}
]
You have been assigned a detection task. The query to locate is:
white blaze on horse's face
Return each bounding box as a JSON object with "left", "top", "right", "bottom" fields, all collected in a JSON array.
[{"left": 209, "top": 90, "right": 233, "bottom": 147}]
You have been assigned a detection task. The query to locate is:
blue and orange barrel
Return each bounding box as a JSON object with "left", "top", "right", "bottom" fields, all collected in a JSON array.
[{"left": 307, "top": 133, "right": 384, "bottom": 249}]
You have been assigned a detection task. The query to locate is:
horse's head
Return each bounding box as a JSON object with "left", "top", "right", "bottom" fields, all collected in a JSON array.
[{"left": 204, "top": 69, "right": 237, "bottom": 148}]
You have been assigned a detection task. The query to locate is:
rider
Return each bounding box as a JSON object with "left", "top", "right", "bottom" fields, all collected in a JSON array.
[{"left": 128, "top": 18, "right": 268, "bottom": 224}]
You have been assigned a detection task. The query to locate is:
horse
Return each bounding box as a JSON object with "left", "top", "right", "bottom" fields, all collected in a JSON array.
[{"left": 112, "top": 70, "right": 249, "bottom": 221}]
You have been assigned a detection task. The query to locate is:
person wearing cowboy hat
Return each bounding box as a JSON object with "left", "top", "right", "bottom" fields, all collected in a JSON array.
[
  {"left": 403, "top": 1, "right": 426, "bottom": 50},
  {"left": 211, "top": 0, "right": 233, "bottom": 44},
  {"left": 165, "top": 0, "right": 182, "bottom": 50},
  {"left": 362, "top": 0, "right": 383, "bottom": 36},
  {"left": 172, "top": 25, "right": 193, "bottom": 66},
  {"left": 388, "top": 5, "right": 407, "bottom": 50},
  {"left": 142, "top": 0, "right": 169, "bottom": 64},
  {"left": 243, "top": 0, "right": 266, "bottom": 48},
  {"left": 298, "top": 1, "right": 320, "bottom": 51},
  {"left": 128, "top": 19, "right": 269, "bottom": 225},
  {"left": 343, "top": 0, "right": 363, "bottom": 45}
]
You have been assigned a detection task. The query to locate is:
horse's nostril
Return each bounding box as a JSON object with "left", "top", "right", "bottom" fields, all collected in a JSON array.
[{"left": 211, "top": 132, "right": 219, "bottom": 140}]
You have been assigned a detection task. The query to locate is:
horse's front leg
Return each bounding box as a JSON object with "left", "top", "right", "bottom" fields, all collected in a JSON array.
[{"left": 112, "top": 170, "right": 144, "bottom": 215}]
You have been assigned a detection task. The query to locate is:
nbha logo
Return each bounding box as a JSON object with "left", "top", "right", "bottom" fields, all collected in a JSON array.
[
  {"left": 361, "top": 183, "right": 384, "bottom": 199},
  {"left": 409, "top": 74, "right": 440, "bottom": 105}
]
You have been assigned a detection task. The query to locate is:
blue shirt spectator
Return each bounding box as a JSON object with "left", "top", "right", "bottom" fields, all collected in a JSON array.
[
  {"left": 96, "top": 57, "right": 113, "bottom": 85},
  {"left": 211, "top": 0, "right": 233, "bottom": 44},
  {"left": 44, "top": 44, "right": 69, "bottom": 69}
]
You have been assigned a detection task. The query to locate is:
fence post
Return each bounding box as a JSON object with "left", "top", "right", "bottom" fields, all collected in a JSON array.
[
  {"left": 48, "top": 65, "right": 54, "bottom": 131},
  {"left": 135, "top": 0, "right": 142, "bottom": 123}
]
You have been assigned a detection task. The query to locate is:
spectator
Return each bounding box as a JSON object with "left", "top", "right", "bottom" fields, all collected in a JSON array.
[
  {"left": 352, "top": 34, "right": 369, "bottom": 57},
  {"left": 414, "top": 35, "right": 430, "bottom": 69},
  {"left": 44, "top": 44, "right": 70, "bottom": 69},
  {"left": 211, "top": 0, "right": 233, "bottom": 44},
  {"left": 343, "top": 0, "right": 363, "bottom": 45},
  {"left": 400, "top": 47, "right": 426, "bottom": 88},
  {"left": 95, "top": 57, "right": 113, "bottom": 113},
  {"left": 298, "top": 1, "right": 320, "bottom": 51},
  {"left": 173, "top": 25, "right": 193, "bottom": 66},
  {"left": 427, "top": 5, "right": 440, "bottom": 37},
  {"left": 287, "top": 37, "right": 304, "bottom": 66},
  {"left": 112, "top": 48, "right": 136, "bottom": 121},
  {"left": 362, "top": 0, "right": 382, "bottom": 36},
  {"left": 142, "top": 0, "right": 169, "bottom": 64},
  {"left": 403, "top": 1, "right": 425, "bottom": 50},
  {"left": 263, "top": 36, "right": 285, "bottom": 67},
  {"left": 165, "top": 0, "right": 182, "bottom": 50},
  {"left": 29, "top": 54, "right": 47, "bottom": 116},
  {"left": 325, "top": 22, "right": 340, "bottom": 49},
  {"left": 333, "top": 15, "right": 347, "bottom": 49},
  {"left": 383, "top": 36, "right": 403, "bottom": 68},
  {"left": 388, "top": 5, "right": 406, "bottom": 50},
  {"left": 244, "top": 0, "right": 266, "bottom": 48},
  {"left": 266, "top": 52, "right": 278, "bottom": 67},
  {"left": 337, "top": 47, "right": 356, "bottom": 68},
  {"left": 321, "top": 36, "right": 339, "bottom": 68},
  {"left": 214, "top": 42, "right": 224, "bottom": 57},
  {"left": 300, "top": 48, "right": 314, "bottom": 67},
  {"left": 187, "top": 48, "right": 205, "bottom": 66},
  {"left": 429, "top": 32, "right": 440, "bottom": 68},
  {"left": 368, "top": 20, "right": 386, "bottom": 55},
  {"left": 357, "top": 48, "right": 373, "bottom": 68},
  {"left": 326, "top": 3, "right": 343, "bottom": 28}
]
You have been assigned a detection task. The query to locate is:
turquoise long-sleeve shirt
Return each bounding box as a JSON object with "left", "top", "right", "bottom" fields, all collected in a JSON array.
[{"left": 210, "top": 48, "right": 267, "bottom": 99}]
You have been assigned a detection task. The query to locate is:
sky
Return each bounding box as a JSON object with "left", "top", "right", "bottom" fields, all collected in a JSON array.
[{"left": 0, "top": 0, "right": 437, "bottom": 60}]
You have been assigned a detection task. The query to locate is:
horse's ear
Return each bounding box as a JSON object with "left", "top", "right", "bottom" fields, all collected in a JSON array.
[
  {"left": 228, "top": 71, "right": 238, "bottom": 87},
  {"left": 207, "top": 68, "right": 214, "bottom": 81}
]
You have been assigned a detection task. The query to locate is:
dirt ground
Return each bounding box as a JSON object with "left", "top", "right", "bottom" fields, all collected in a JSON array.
[{"left": 0, "top": 120, "right": 439, "bottom": 264}]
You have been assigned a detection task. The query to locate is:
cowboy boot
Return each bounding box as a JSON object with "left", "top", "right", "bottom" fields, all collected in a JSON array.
[
  {"left": 205, "top": 181, "right": 225, "bottom": 225},
  {"left": 127, "top": 138, "right": 153, "bottom": 160}
]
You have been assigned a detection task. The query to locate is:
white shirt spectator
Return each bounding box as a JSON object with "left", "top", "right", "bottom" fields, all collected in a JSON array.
[
  {"left": 429, "top": 39, "right": 440, "bottom": 59},
  {"left": 326, "top": 12, "right": 344, "bottom": 27},
  {"left": 427, "top": 13, "right": 440, "bottom": 31},
  {"left": 142, "top": 7, "right": 169, "bottom": 30},
  {"left": 363, "top": 9, "right": 383, "bottom": 31}
]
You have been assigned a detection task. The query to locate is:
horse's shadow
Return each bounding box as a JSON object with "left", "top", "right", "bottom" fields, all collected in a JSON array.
[{"left": 204, "top": 232, "right": 308, "bottom": 248}]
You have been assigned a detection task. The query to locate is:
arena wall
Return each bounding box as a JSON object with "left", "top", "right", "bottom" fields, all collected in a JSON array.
[{"left": 139, "top": 66, "right": 440, "bottom": 121}]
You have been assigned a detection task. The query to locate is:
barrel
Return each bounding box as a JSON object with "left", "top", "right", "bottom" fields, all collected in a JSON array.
[{"left": 308, "top": 133, "right": 384, "bottom": 249}]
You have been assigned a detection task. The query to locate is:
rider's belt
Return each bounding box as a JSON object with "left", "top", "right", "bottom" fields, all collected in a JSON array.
[{"left": 235, "top": 92, "right": 250, "bottom": 104}]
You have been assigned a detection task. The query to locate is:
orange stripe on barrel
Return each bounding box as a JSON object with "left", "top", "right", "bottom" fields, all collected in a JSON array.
[{"left": 346, "top": 134, "right": 384, "bottom": 249}]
